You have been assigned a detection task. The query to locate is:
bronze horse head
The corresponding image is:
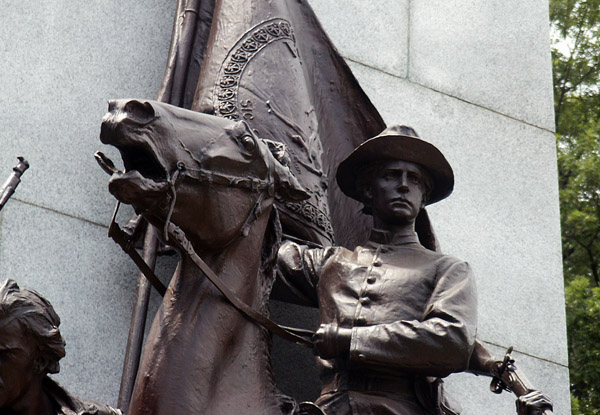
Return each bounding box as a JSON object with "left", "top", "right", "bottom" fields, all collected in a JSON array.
[{"left": 98, "top": 99, "right": 312, "bottom": 414}]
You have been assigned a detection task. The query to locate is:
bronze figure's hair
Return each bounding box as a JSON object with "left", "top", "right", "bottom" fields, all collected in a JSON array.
[
  {"left": 355, "top": 161, "right": 433, "bottom": 215},
  {"left": 0, "top": 279, "right": 66, "bottom": 374}
]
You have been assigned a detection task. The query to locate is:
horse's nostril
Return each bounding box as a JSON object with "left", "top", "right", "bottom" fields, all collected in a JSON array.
[{"left": 124, "top": 100, "right": 156, "bottom": 125}]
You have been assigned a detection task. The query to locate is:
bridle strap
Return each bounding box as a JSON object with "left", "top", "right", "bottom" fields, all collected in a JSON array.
[
  {"left": 108, "top": 199, "right": 315, "bottom": 348},
  {"left": 182, "top": 166, "right": 274, "bottom": 193},
  {"left": 166, "top": 221, "right": 315, "bottom": 348},
  {"left": 108, "top": 202, "right": 168, "bottom": 296},
  {"left": 102, "top": 137, "right": 313, "bottom": 345}
]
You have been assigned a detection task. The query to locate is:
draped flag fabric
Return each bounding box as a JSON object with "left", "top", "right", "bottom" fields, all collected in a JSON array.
[{"left": 158, "top": 0, "right": 386, "bottom": 248}]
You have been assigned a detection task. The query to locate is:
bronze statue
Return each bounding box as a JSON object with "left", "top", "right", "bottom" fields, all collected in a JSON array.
[
  {"left": 277, "top": 125, "right": 554, "bottom": 415},
  {"left": 0, "top": 279, "right": 121, "bottom": 415},
  {"left": 277, "top": 125, "right": 473, "bottom": 414},
  {"left": 98, "top": 99, "right": 314, "bottom": 414},
  {"left": 98, "top": 104, "right": 553, "bottom": 413},
  {"left": 94, "top": 2, "right": 555, "bottom": 413}
]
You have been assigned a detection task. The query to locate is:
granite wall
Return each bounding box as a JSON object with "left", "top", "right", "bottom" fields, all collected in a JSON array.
[{"left": 0, "top": 1, "right": 568, "bottom": 414}]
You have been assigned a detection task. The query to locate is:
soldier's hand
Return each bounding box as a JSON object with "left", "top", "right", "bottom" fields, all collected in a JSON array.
[
  {"left": 516, "top": 390, "right": 552, "bottom": 415},
  {"left": 312, "top": 323, "right": 351, "bottom": 359}
]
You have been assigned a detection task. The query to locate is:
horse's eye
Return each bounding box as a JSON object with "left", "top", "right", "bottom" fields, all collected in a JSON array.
[{"left": 240, "top": 135, "right": 256, "bottom": 151}]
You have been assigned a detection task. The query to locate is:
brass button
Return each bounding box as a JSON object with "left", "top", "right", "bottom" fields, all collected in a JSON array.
[
  {"left": 360, "top": 297, "right": 370, "bottom": 305},
  {"left": 367, "top": 275, "right": 376, "bottom": 284},
  {"left": 357, "top": 353, "right": 366, "bottom": 361},
  {"left": 373, "top": 260, "right": 383, "bottom": 267}
]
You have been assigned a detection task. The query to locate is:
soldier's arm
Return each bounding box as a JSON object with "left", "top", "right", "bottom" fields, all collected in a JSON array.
[
  {"left": 271, "top": 241, "right": 334, "bottom": 307},
  {"left": 345, "top": 259, "right": 477, "bottom": 377}
]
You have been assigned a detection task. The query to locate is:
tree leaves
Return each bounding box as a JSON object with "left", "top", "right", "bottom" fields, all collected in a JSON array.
[
  {"left": 552, "top": 1, "right": 600, "bottom": 413},
  {"left": 565, "top": 277, "right": 600, "bottom": 414}
]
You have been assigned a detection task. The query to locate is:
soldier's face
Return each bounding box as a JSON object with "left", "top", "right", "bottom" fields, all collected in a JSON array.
[
  {"left": 368, "top": 160, "right": 426, "bottom": 225},
  {"left": 0, "top": 318, "right": 39, "bottom": 408}
]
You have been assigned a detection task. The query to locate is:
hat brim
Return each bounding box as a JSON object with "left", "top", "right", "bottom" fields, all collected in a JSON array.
[{"left": 336, "top": 134, "right": 454, "bottom": 205}]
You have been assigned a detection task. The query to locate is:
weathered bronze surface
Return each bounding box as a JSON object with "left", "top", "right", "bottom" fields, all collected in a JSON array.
[
  {"left": 0, "top": 279, "right": 121, "bottom": 415},
  {"left": 94, "top": 1, "right": 555, "bottom": 414},
  {"left": 277, "top": 126, "right": 474, "bottom": 414},
  {"left": 99, "top": 99, "right": 311, "bottom": 414},
  {"left": 276, "top": 125, "right": 554, "bottom": 415},
  {"left": 159, "top": 0, "right": 386, "bottom": 249}
]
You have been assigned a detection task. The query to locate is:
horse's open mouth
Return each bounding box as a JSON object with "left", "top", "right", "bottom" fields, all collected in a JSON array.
[
  {"left": 96, "top": 145, "right": 170, "bottom": 207},
  {"left": 119, "top": 144, "right": 167, "bottom": 183}
]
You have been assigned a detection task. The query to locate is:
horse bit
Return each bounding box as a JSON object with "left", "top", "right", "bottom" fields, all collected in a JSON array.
[{"left": 96, "top": 149, "right": 315, "bottom": 348}]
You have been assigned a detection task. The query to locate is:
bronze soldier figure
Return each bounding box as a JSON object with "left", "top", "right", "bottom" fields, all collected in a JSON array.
[
  {"left": 277, "top": 125, "right": 552, "bottom": 415},
  {"left": 0, "top": 279, "right": 121, "bottom": 415}
]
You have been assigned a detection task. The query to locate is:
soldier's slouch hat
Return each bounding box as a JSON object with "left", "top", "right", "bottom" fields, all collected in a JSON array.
[{"left": 336, "top": 124, "right": 454, "bottom": 205}]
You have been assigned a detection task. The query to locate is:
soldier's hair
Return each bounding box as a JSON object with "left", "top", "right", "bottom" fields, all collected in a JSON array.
[
  {"left": 356, "top": 161, "right": 433, "bottom": 215},
  {"left": 0, "top": 279, "right": 66, "bottom": 374}
]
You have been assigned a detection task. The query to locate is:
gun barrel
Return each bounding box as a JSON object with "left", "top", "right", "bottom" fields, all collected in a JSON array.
[{"left": 0, "top": 157, "right": 30, "bottom": 211}]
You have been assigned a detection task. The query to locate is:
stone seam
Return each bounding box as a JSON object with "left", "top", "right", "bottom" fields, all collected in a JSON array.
[
  {"left": 0, "top": 198, "right": 109, "bottom": 229},
  {"left": 343, "top": 57, "right": 556, "bottom": 136}
]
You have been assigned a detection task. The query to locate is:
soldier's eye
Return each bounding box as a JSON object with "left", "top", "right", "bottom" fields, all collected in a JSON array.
[{"left": 240, "top": 135, "right": 256, "bottom": 152}]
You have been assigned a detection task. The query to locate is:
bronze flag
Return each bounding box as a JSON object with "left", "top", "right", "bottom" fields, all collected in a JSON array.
[{"left": 158, "top": 0, "right": 386, "bottom": 248}]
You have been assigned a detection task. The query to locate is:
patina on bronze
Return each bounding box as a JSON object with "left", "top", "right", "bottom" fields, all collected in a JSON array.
[
  {"left": 98, "top": 99, "right": 322, "bottom": 414},
  {"left": 277, "top": 125, "right": 471, "bottom": 414},
  {"left": 0, "top": 279, "right": 121, "bottom": 415},
  {"left": 116, "top": 0, "right": 386, "bottom": 409},
  {"left": 277, "top": 125, "right": 554, "bottom": 415},
  {"left": 98, "top": 1, "right": 555, "bottom": 413}
]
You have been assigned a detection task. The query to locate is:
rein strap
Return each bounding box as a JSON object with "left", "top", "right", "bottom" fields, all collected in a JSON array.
[
  {"left": 108, "top": 201, "right": 314, "bottom": 348},
  {"left": 165, "top": 221, "right": 315, "bottom": 348}
]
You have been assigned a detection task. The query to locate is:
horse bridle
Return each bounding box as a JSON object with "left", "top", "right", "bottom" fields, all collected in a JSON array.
[{"left": 107, "top": 159, "right": 315, "bottom": 348}]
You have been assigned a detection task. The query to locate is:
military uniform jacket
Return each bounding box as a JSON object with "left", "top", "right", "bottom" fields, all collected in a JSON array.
[{"left": 277, "top": 230, "right": 478, "bottom": 415}]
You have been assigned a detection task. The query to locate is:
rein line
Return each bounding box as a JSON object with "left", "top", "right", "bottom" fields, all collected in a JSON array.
[
  {"left": 108, "top": 161, "right": 314, "bottom": 348},
  {"left": 165, "top": 221, "right": 314, "bottom": 348}
]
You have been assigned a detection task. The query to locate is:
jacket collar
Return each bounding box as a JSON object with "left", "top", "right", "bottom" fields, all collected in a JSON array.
[{"left": 367, "top": 228, "right": 419, "bottom": 246}]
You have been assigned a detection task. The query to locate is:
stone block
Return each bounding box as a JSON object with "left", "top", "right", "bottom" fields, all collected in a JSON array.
[
  {"left": 347, "top": 63, "right": 567, "bottom": 366},
  {"left": 0, "top": 200, "right": 176, "bottom": 405},
  {"left": 409, "top": 0, "right": 555, "bottom": 131},
  {"left": 0, "top": 0, "right": 175, "bottom": 226},
  {"left": 309, "top": 0, "right": 409, "bottom": 77}
]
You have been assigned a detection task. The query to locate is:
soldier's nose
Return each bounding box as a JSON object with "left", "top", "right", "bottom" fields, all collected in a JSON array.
[{"left": 398, "top": 174, "right": 409, "bottom": 190}]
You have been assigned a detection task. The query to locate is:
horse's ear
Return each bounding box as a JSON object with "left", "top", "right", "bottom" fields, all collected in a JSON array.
[{"left": 262, "top": 138, "right": 309, "bottom": 202}]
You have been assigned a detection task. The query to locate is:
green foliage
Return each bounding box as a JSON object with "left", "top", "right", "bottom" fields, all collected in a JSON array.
[
  {"left": 565, "top": 277, "right": 600, "bottom": 414},
  {"left": 558, "top": 123, "right": 600, "bottom": 286},
  {"left": 551, "top": 1, "right": 600, "bottom": 413},
  {"left": 550, "top": 0, "right": 600, "bottom": 134}
]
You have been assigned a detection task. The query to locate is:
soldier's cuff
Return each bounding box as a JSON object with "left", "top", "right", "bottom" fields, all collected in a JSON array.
[{"left": 349, "top": 327, "right": 367, "bottom": 365}]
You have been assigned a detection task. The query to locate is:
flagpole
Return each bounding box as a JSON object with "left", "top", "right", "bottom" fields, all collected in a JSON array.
[{"left": 117, "top": 224, "right": 160, "bottom": 412}]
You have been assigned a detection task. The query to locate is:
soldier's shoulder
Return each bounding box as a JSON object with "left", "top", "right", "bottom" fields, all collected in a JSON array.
[{"left": 419, "top": 248, "right": 469, "bottom": 268}]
